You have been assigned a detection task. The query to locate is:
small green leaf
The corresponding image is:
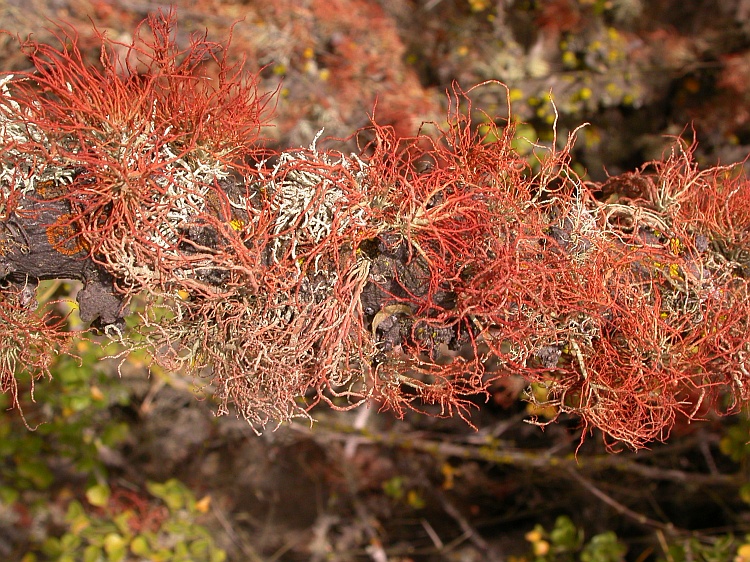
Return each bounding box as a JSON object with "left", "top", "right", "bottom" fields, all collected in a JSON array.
[
  {"left": 68, "top": 394, "right": 92, "bottom": 412},
  {"left": 190, "top": 538, "right": 212, "bottom": 557},
  {"left": 65, "top": 500, "right": 86, "bottom": 521},
  {"left": 103, "top": 533, "right": 127, "bottom": 562},
  {"left": 17, "top": 459, "right": 54, "bottom": 489},
  {"left": 130, "top": 535, "right": 151, "bottom": 556},
  {"left": 382, "top": 476, "right": 405, "bottom": 500},
  {"left": 174, "top": 541, "right": 190, "bottom": 557},
  {"left": 60, "top": 532, "right": 82, "bottom": 551},
  {"left": 113, "top": 510, "right": 134, "bottom": 535},
  {"left": 740, "top": 483, "right": 750, "bottom": 505},
  {"left": 83, "top": 545, "right": 103, "bottom": 562},
  {"left": 151, "top": 548, "right": 174, "bottom": 561},
  {"left": 0, "top": 485, "right": 19, "bottom": 504},
  {"left": 147, "top": 479, "right": 189, "bottom": 511},
  {"left": 581, "top": 531, "right": 626, "bottom": 562},
  {"left": 86, "top": 483, "right": 111, "bottom": 507},
  {"left": 211, "top": 549, "right": 228, "bottom": 562},
  {"left": 101, "top": 422, "right": 130, "bottom": 447},
  {"left": 41, "top": 537, "right": 63, "bottom": 557},
  {"left": 550, "top": 515, "right": 581, "bottom": 549}
]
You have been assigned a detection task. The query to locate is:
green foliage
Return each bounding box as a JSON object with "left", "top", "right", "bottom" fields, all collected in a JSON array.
[
  {"left": 39, "top": 480, "right": 225, "bottom": 562},
  {"left": 658, "top": 535, "right": 736, "bottom": 562},
  {"left": 146, "top": 479, "right": 196, "bottom": 513},
  {"left": 0, "top": 339, "right": 123, "bottom": 498},
  {"left": 381, "top": 476, "right": 426, "bottom": 509},
  {"left": 0, "top": 335, "right": 128, "bottom": 494},
  {"left": 719, "top": 417, "right": 750, "bottom": 463},
  {"left": 580, "top": 532, "right": 626, "bottom": 562},
  {"left": 524, "top": 515, "right": 626, "bottom": 562},
  {"left": 0, "top": 291, "right": 222, "bottom": 561}
]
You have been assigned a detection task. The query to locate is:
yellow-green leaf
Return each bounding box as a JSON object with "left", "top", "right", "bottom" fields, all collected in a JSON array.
[{"left": 86, "top": 484, "right": 110, "bottom": 508}]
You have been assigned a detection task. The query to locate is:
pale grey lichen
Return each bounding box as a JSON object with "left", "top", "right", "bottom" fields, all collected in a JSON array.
[{"left": 257, "top": 130, "right": 370, "bottom": 274}]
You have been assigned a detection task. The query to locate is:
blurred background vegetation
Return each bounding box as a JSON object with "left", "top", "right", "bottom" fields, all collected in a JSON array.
[{"left": 3, "top": 1, "right": 750, "bottom": 560}]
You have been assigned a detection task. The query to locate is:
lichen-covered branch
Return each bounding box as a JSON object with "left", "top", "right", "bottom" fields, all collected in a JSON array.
[{"left": 2, "top": 10, "right": 750, "bottom": 449}]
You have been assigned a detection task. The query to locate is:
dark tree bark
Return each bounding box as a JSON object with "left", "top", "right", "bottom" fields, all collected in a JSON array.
[{"left": 1, "top": 196, "right": 125, "bottom": 328}]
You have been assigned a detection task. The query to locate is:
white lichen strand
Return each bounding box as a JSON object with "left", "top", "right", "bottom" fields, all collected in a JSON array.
[
  {"left": 0, "top": 76, "right": 52, "bottom": 206},
  {"left": 257, "top": 132, "right": 369, "bottom": 270}
]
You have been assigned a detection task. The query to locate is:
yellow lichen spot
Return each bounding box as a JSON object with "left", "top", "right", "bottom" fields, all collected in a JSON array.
[
  {"left": 533, "top": 540, "right": 550, "bottom": 556},
  {"left": 606, "top": 82, "right": 620, "bottom": 96},
  {"left": 525, "top": 529, "right": 543, "bottom": 543},
  {"left": 737, "top": 543, "right": 750, "bottom": 561},
  {"left": 562, "top": 50, "right": 578, "bottom": 68},
  {"left": 90, "top": 386, "right": 105, "bottom": 401},
  {"left": 195, "top": 495, "right": 212, "bottom": 514},
  {"left": 177, "top": 289, "right": 190, "bottom": 301},
  {"left": 273, "top": 63, "right": 287, "bottom": 76},
  {"left": 303, "top": 46, "right": 314, "bottom": 59},
  {"left": 509, "top": 88, "right": 524, "bottom": 102},
  {"left": 456, "top": 45, "right": 470, "bottom": 57},
  {"left": 441, "top": 462, "right": 459, "bottom": 490},
  {"left": 319, "top": 68, "right": 331, "bottom": 81},
  {"left": 406, "top": 489, "right": 426, "bottom": 509},
  {"left": 578, "top": 87, "right": 593, "bottom": 101},
  {"left": 230, "top": 218, "right": 245, "bottom": 231},
  {"left": 669, "top": 237, "right": 682, "bottom": 255},
  {"left": 583, "top": 126, "right": 602, "bottom": 148},
  {"left": 468, "top": 0, "right": 490, "bottom": 11}
]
